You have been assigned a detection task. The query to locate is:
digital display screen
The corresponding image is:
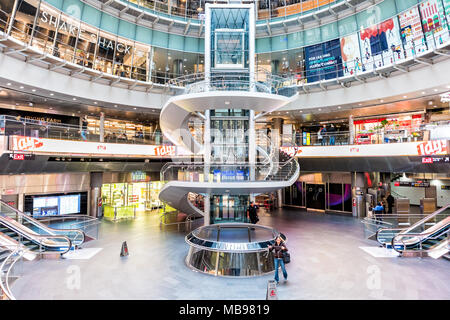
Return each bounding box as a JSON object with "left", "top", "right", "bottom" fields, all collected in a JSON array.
[{"left": 32, "top": 194, "right": 81, "bottom": 217}]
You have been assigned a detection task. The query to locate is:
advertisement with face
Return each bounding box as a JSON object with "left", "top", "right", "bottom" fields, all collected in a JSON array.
[
  {"left": 358, "top": 18, "right": 404, "bottom": 72},
  {"left": 419, "top": 0, "right": 450, "bottom": 49},
  {"left": 340, "top": 33, "right": 362, "bottom": 76},
  {"left": 398, "top": 7, "right": 428, "bottom": 57}
]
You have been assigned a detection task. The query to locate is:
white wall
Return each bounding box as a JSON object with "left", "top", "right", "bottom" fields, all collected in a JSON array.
[{"left": 391, "top": 178, "right": 450, "bottom": 207}]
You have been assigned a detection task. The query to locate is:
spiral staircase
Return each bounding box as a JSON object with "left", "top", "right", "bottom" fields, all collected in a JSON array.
[{"left": 158, "top": 71, "right": 300, "bottom": 220}]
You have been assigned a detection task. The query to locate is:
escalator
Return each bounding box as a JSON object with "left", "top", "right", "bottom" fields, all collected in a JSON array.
[
  {"left": 0, "top": 200, "right": 86, "bottom": 255},
  {"left": 376, "top": 204, "right": 450, "bottom": 258}
]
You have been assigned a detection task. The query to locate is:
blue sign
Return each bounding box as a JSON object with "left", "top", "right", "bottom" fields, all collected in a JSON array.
[{"left": 304, "top": 38, "right": 343, "bottom": 83}]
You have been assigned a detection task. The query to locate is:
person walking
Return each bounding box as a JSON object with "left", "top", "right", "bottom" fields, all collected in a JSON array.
[
  {"left": 247, "top": 201, "right": 259, "bottom": 225},
  {"left": 386, "top": 192, "right": 395, "bottom": 214},
  {"left": 268, "top": 236, "right": 288, "bottom": 284}
]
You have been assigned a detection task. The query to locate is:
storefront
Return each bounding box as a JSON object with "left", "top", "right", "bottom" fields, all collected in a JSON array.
[
  {"left": 353, "top": 113, "right": 423, "bottom": 144},
  {"left": 101, "top": 173, "right": 165, "bottom": 213}
]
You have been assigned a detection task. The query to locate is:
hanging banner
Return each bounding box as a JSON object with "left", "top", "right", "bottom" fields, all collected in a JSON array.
[
  {"left": 340, "top": 33, "right": 363, "bottom": 76},
  {"left": 8, "top": 136, "right": 179, "bottom": 157},
  {"left": 280, "top": 140, "right": 448, "bottom": 158},
  {"left": 398, "top": 6, "right": 428, "bottom": 57},
  {"left": 359, "top": 18, "right": 405, "bottom": 72},
  {"left": 304, "top": 38, "right": 343, "bottom": 83},
  {"left": 419, "top": 0, "right": 450, "bottom": 48}
]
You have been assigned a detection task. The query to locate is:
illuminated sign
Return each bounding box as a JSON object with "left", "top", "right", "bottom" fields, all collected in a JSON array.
[
  {"left": 9, "top": 136, "right": 178, "bottom": 157},
  {"left": 280, "top": 140, "right": 449, "bottom": 158},
  {"left": 8, "top": 153, "right": 35, "bottom": 160},
  {"left": 394, "top": 181, "right": 430, "bottom": 187}
]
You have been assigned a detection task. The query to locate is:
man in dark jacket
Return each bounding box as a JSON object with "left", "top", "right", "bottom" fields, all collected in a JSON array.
[
  {"left": 247, "top": 202, "right": 259, "bottom": 224},
  {"left": 268, "top": 236, "right": 288, "bottom": 284},
  {"left": 386, "top": 192, "right": 395, "bottom": 214}
]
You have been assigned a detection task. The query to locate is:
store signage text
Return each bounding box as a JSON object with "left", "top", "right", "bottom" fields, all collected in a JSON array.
[
  {"left": 11, "top": 136, "right": 43, "bottom": 151},
  {"left": 416, "top": 140, "right": 447, "bottom": 156},
  {"left": 40, "top": 11, "right": 132, "bottom": 54},
  {"left": 394, "top": 181, "right": 430, "bottom": 188}
]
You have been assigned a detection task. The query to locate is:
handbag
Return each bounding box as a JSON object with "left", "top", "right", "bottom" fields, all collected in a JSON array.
[{"left": 282, "top": 251, "right": 290, "bottom": 264}]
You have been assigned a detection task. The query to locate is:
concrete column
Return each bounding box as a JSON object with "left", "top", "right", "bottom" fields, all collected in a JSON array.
[
  {"left": 249, "top": 109, "right": 256, "bottom": 181},
  {"left": 349, "top": 115, "right": 354, "bottom": 144},
  {"left": 351, "top": 172, "right": 366, "bottom": 218},
  {"left": 203, "top": 195, "right": 210, "bottom": 226},
  {"left": 99, "top": 112, "right": 105, "bottom": 142},
  {"left": 203, "top": 110, "right": 210, "bottom": 181},
  {"left": 90, "top": 172, "right": 103, "bottom": 217},
  {"left": 18, "top": 193, "right": 24, "bottom": 213}
]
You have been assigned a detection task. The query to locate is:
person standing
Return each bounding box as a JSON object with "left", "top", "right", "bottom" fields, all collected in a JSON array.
[
  {"left": 319, "top": 125, "right": 327, "bottom": 146},
  {"left": 328, "top": 124, "right": 336, "bottom": 145},
  {"left": 386, "top": 192, "right": 395, "bottom": 214},
  {"left": 81, "top": 116, "right": 88, "bottom": 141},
  {"left": 268, "top": 236, "right": 288, "bottom": 284},
  {"left": 247, "top": 201, "right": 259, "bottom": 225}
]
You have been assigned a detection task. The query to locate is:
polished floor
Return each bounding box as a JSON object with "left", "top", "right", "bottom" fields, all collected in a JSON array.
[{"left": 12, "top": 208, "right": 450, "bottom": 300}]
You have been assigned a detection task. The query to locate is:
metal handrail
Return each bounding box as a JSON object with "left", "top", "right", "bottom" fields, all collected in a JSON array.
[
  {"left": 0, "top": 199, "right": 85, "bottom": 247},
  {"left": 391, "top": 227, "right": 449, "bottom": 255},
  {"left": 0, "top": 246, "right": 23, "bottom": 300}
]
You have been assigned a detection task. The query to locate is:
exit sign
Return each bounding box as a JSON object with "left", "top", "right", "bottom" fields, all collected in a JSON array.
[{"left": 9, "top": 153, "right": 35, "bottom": 160}]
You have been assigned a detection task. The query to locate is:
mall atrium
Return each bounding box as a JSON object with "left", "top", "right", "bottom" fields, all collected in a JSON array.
[{"left": 0, "top": 0, "right": 449, "bottom": 303}]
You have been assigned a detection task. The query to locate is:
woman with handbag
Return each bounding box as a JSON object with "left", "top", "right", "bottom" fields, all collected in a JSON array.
[{"left": 268, "top": 235, "right": 288, "bottom": 284}]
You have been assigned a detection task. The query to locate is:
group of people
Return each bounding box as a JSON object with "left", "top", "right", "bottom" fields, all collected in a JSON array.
[
  {"left": 247, "top": 202, "right": 289, "bottom": 285},
  {"left": 371, "top": 192, "right": 395, "bottom": 217},
  {"left": 317, "top": 124, "right": 337, "bottom": 146}
]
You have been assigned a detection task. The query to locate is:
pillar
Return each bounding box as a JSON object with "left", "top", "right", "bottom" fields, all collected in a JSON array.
[
  {"left": 351, "top": 172, "right": 366, "bottom": 218},
  {"left": 90, "top": 172, "right": 103, "bottom": 217},
  {"left": 349, "top": 115, "right": 354, "bottom": 145},
  {"left": 203, "top": 195, "right": 210, "bottom": 226},
  {"left": 99, "top": 112, "right": 105, "bottom": 142}
]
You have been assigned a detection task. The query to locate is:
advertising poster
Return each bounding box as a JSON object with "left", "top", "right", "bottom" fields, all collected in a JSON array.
[
  {"left": 419, "top": 0, "right": 450, "bottom": 48},
  {"left": 398, "top": 7, "right": 428, "bottom": 57},
  {"left": 340, "top": 33, "right": 362, "bottom": 76},
  {"left": 304, "top": 38, "right": 343, "bottom": 83},
  {"left": 358, "top": 18, "right": 405, "bottom": 72},
  {"left": 444, "top": 0, "right": 450, "bottom": 24}
]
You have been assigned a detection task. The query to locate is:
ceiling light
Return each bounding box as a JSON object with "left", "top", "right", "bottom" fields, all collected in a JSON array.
[
  {"left": 421, "top": 91, "right": 426, "bottom": 94},
  {"left": 49, "top": 107, "right": 53, "bottom": 110},
  {"left": 428, "top": 101, "right": 433, "bottom": 105},
  {"left": 73, "top": 98, "right": 76, "bottom": 100},
  {"left": 318, "top": 108, "right": 322, "bottom": 111},
  {"left": 114, "top": 105, "right": 118, "bottom": 108},
  {"left": 133, "top": 107, "right": 137, "bottom": 110},
  {"left": 20, "top": 86, "right": 24, "bottom": 89},
  {"left": 225, "top": 101, "right": 230, "bottom": 105},
  {"left": 300, "top": 110, "right": 303, "bottom": 113},
  {"left": 94, "top": 101, "right": 97, "bottom": 104},
  {"left": 50, "top": 93, "right": 54, "bottom": 96},
  {"left": 7, "top": 83, "right": 11, "bottom": 86},
  {"left": 32, "top": 89, "right": 36, "bottom": 92},
  {"left": 380, "top": 99, "right": 384, "bottom": 102},
  {"left": 434, "top": 89, "right": 438, "bottom": 92},
  {"left": 358, "top": 103, "right": 362, "bottom": 106},
  {"left": 338, "top": 106, "right": 341, "bottom": 109},
  {"left": 403, "top": 96, "right": 407, "bottom": 98}
]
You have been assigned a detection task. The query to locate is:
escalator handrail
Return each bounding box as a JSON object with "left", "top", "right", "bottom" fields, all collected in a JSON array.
[
  {"left": 391, "top": 226, "right": 450, "bottom": 254},
  {"left": 0, "top": 199, "right": 85, "bottom": 245},
  {"left": 0, "top": 246, "right": 22, "bottom": 300},
  {"left": 0, "top": 217, "right": 73, "bottom": 254},
  {"left": 400, "top": 204, "right": 450, "bottom": 235},
  {"left": 376, "top": 204, "right": 450, "bottom": 244}
]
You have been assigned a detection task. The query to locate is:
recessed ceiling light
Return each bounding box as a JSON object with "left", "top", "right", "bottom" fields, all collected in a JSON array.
[
  {"left": 50, "top": 93, "right": 54, "bottom": 96},
  {"left": 380, "top": 100, "right": 384, "bottom": 102},
  {"left": 318, "top": 108, "right": 322, "bottom": 111},
  {"left": 225, "top": 101, "right": 230, "bottom": 105},
  {"left": 286, "top": 111, "right": 289, "bottom": 114},
  {"left": 114, "top": 105, "right": 118, "bottom": 107},
  {"left": 19, "top": 86, "right": 24, "bottom": 89},
  {"left": 94, "top": 101, "right": 97, "bottom": 104},
  {"left": 433, "top": 105, "right": 437, "bottom": 108},
  {"left": 49, "top": 107, "right": 53, "bottom": 110},
  {"left": 73, "top": 98, "right": 76, "bottom": 100},
  {"left": 300, "top": 110, "right": 303, "bottom": 113},
  {"left": 7, "top": 83, "right": 11, "bottom": 86},
  {"left": 403, "top": 96, "right": 407, "bottom": 98},
  {"left": 32, "top": 89, "right": 36, "bottom": 92},
  {"left": 428, "top": 101, "right": 433, "bottom": 105},
  {"left": 434, "top": 89, "right": 438, "bottom": 92},
  {"left": 133, "top": 107, "right": 137, "bottom": 110},
  {"left": 338, "top": 106, "right": 341, "bottom": 109},
  {"left": 421, "top": 91, "right": 426, "bottom": 94}
]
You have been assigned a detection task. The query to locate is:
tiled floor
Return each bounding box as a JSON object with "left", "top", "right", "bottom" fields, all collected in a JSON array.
[{"left": 11, "top": 208, "right": 450, "bottom": 300}]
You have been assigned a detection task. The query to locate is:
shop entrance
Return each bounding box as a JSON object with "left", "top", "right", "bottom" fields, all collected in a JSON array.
[{"left": 305, "top": 184, "right": 325, "bottom": 211}]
